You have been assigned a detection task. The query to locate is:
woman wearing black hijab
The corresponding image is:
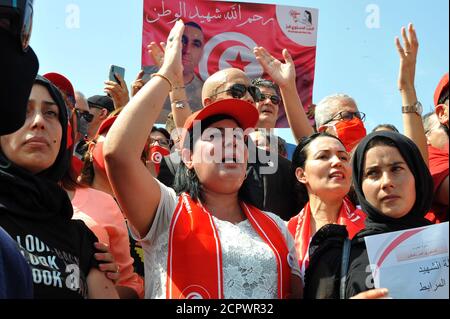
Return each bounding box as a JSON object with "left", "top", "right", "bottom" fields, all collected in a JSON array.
[
  {"left": 0, "top": 76, "right": 118, "bottom": 298},
  {"left": 304, "top": 131, "right": 434, "bottom": 299}
]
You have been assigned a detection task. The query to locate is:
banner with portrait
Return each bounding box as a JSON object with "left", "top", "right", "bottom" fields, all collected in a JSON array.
[{"left": 142, "top": 0, "right": 318, "bottom": 127}]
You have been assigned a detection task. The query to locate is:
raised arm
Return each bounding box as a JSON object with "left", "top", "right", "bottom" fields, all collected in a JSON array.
[
  {"left": 396, "top": 23, "right": 428, "bottom": 164},
  {"left": 148, "top": 41, "right": 193, "bottom": 128},
  {"left": 103, "top": 20, "right": 185, "bottom": 237},
  {"left": 254, "top": 47, "right": 313, "bottom": 142}
]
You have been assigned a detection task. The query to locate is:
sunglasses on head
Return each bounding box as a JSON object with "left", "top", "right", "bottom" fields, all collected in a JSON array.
[
  {"left": 211, "top": 83, "right": 262, "bottom": 102},
  {"left": 260, "top": 93, "right": 281, "bottom": 105}
]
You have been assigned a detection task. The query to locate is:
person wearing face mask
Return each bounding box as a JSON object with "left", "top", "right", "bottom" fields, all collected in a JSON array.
[
  {"left": 315, "top": 94, "right": 367, "bottom": 152},
  {"left": 145, "top": 127, "right": 172, "bottom": 176}
]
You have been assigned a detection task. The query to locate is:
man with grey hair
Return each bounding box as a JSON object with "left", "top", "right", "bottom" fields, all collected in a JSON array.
[
  {"left": 423, "top": 112, "right": 449, "bottom": 151},
  {"left": 315, "top": 93, "right": 367, "bottom": 151},
  {"left": 251, "top": 78, "right": 281, "bottom": 129}
]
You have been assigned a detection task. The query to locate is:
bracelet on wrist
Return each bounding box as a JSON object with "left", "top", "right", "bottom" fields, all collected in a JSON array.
[{"left": 151, "top": 73, "right": 173, "bottom": 91}]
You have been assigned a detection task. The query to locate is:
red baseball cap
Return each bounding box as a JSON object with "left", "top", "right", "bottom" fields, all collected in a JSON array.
[
  {"left": 434, "top": 73, "right": 449, "bottom": 106},
  {"left": 180, "top": 98, "right": 259, "bottom": 149},
  {"left": 43, "top": 72, "right": 76, "bottom": 106}
]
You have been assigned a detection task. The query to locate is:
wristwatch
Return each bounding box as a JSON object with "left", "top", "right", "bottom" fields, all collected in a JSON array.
[
  {"left": 172, "top": 100, "right": 187, "bottom": 109},
  {"left": 402, "top": 101, "right": 423, "bottom": 116}
]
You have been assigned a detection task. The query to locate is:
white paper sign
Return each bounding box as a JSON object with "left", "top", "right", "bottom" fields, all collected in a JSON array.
[{"left": 364, "top": 222, "right": 449, "bottom": 299}]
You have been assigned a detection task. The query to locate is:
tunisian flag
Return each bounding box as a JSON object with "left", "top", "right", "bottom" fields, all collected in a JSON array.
[{"left": 142, "top": 0, "right": 318, "bottom": 128}]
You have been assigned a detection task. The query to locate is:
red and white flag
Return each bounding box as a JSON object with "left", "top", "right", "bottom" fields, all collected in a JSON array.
[{"left": 142, "top": 0, "right": 318, "bottom": 128}]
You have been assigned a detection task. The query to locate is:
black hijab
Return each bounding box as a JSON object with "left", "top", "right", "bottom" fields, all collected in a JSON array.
[
  {"left": 352, "top": 131, "right": 433, "bottom": 238},
  {"left": 0, "top": 75, "right": 73, "bottom": 220}
]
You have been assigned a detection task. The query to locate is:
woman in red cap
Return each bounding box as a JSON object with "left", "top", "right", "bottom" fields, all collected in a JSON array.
[{"left": 103, "top": 20, "right": 302, "bottom": 299}]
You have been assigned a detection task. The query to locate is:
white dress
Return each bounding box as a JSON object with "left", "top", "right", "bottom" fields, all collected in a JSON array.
[{"left": 130, "top": 181, "right": 301, "bottom": 299}]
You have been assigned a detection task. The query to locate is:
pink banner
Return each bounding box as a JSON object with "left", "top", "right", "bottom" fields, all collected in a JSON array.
[{"left": 142, "top": 0, "right": 318, "bottom": 127}]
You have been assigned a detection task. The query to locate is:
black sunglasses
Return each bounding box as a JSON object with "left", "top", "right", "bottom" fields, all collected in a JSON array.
[
  {"left": 75, "top": 109, "right": 94, "bottom": 123},
  {"left": 211, "top": 83, "right": 262, "bottom": 102},
  {"left": 323, "top": 111, "right": 366, "bottom": 126},
  {"left": 260, "top": 93, "right": 281, "bottom": 105}
]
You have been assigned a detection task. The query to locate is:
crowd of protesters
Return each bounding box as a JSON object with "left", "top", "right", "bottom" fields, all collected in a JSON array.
[{"left": 0, "top": 1, "right": 448, "bottom": 300}]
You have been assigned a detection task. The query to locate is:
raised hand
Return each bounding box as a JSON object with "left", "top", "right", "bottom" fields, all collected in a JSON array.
[
  {"left": 131, "top": 70, "right": 145, "bottom": 97},
  {"left": 104, "top": 73, "right": 130, "bottom": 109},
  {"left": 395, "top": 23, "right": 418, "bottom": 91},
  {"left": 147, "top": 41, "right": 166, "bottom": 68},
  {"left": 159, "top": 20, "right": 185, "bottom": 85},
  {"left": 254, "top": 46, "right": 296, "bottom": 89}
]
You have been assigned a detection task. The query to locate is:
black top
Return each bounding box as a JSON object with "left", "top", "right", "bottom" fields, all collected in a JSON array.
[
  {"left": 304, "top": 132, "right": 435, "bottom": 299},
  {"left": 303, "top": 224, "right": 372, "bottom": 299},
  {"left": 0, "top": 76, "right": 98, "bottom": 299},
  {"left": 0, "top": 214, "right": 98, "bottom": 299}
]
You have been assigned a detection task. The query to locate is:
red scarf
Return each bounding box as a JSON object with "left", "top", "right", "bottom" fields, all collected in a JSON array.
[
  {"left": 287, "top": 196, "right": 365, "bottom": 278},
  {"left": 166, "top": 193, "right": 292, "bottom": 299}
]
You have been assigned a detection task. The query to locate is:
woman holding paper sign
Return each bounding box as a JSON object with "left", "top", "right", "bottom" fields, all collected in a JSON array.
[{"left": 304, "top": 131, "right": 433, "bottom": 298}]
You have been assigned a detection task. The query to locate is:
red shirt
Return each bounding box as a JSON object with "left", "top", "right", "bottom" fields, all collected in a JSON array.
[{"left": 425, "top": 144, "right": 449, "bottom": 223}]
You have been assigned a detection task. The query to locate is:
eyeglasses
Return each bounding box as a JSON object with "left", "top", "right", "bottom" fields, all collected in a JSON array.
[
  {"left": 149, "top": 137, "right": 170, "bottom": 148},
  {"left": 323, "top": 111, "right": 366, "bottom": 126},
  {"left": 260, "top": 93, "right": 281, "bottom": 105},
  {"left": 210, "top": 83, "right": 262, "bottom": 102},
  {"left": 75, "top": 109, "right": 94, "bottom": 123}
]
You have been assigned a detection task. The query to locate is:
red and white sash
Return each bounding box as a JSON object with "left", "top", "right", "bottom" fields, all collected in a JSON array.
[
  {"left": 166, "top": 193, "right": 292, "bottom": 299},
  {"left": 287, "top": 196, "right": 366, "bottom": 278}
]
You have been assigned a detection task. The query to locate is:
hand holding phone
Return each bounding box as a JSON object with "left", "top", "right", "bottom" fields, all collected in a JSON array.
[
  {"left": 105, "top": 65, "right": 129, "bottom": 109},
  {"left": 109, "top": 65, "right": 125, "bottom": 84}
]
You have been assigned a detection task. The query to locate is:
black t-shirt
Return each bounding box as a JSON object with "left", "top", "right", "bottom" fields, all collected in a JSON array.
[{"left": 0, "top": 214, "right": 98, "bottom": 299}]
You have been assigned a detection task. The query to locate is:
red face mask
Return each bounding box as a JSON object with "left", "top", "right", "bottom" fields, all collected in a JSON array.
[
  {"left": 333, "top": 117, "right": 367, "bottom": 152},
  {"left": 149, "top": 145, "right": 170, "bottom": 175}
]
